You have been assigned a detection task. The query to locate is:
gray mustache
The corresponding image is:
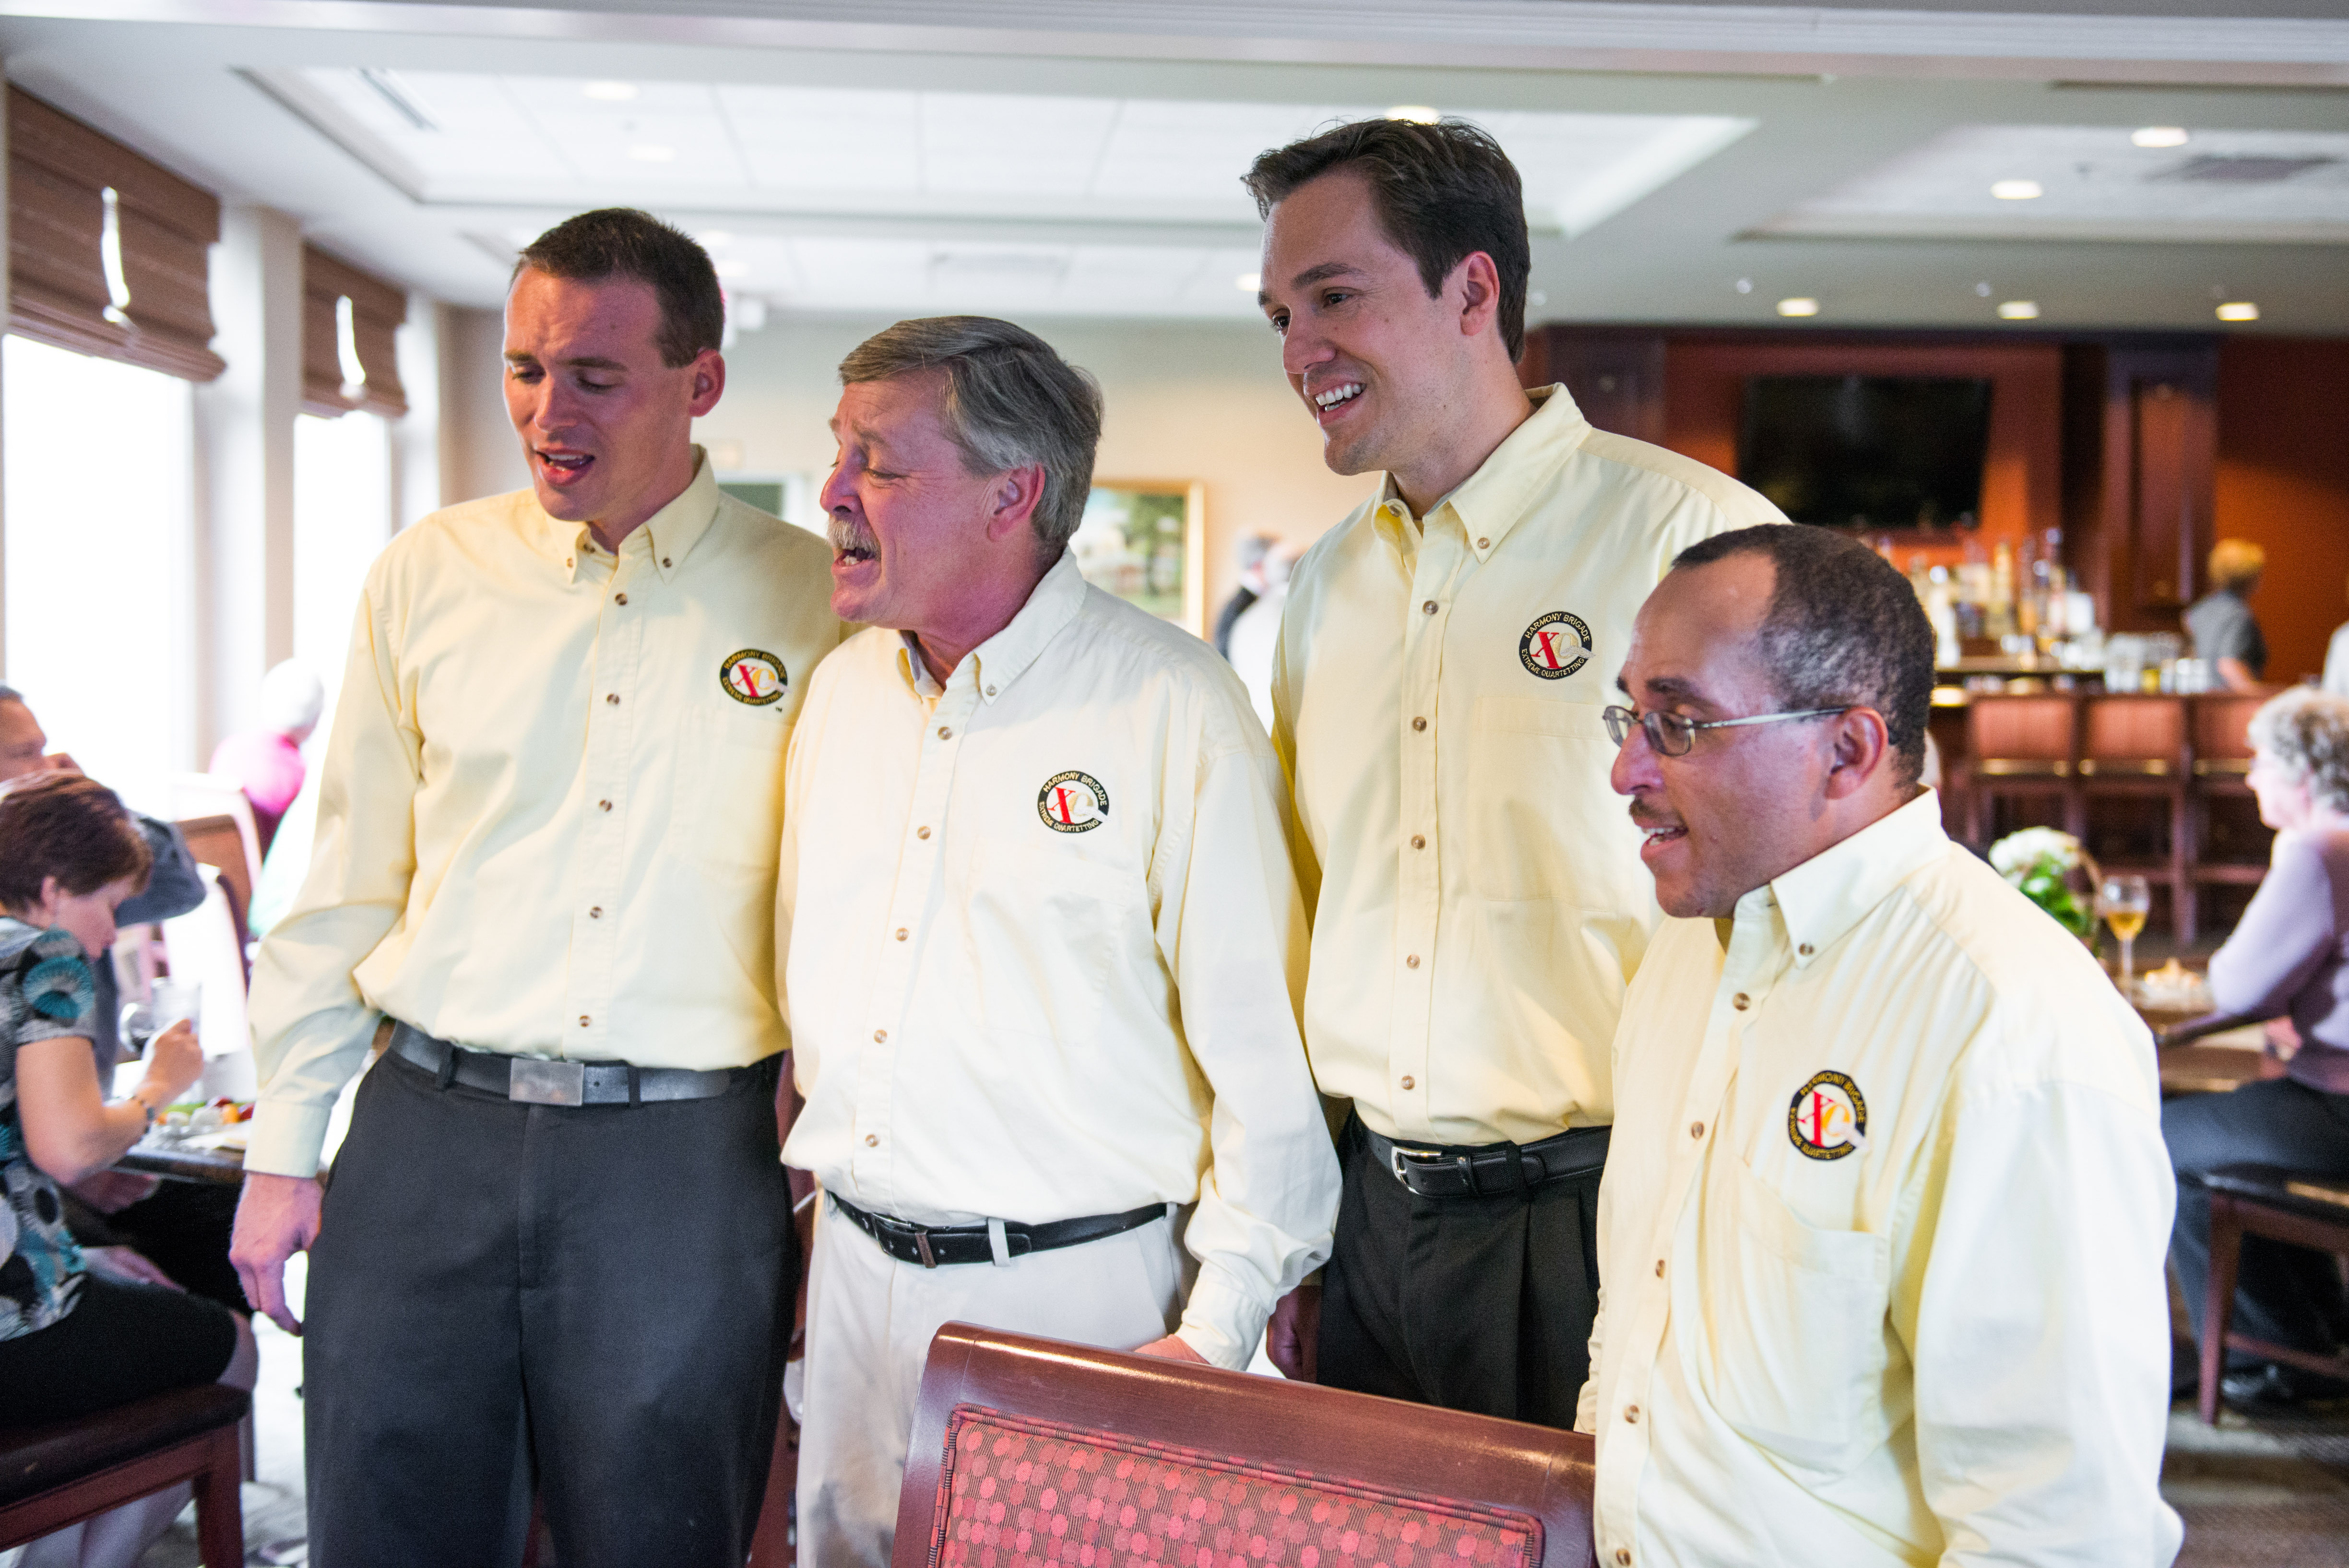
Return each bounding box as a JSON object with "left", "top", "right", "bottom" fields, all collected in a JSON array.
[{"left": 828, "top": 514, "right": 877, "bottom": 555}]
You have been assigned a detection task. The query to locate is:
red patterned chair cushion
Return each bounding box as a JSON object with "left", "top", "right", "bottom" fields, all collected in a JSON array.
[{"left": 920, "top": 1407, "right": 1544, "bottom": 1568}]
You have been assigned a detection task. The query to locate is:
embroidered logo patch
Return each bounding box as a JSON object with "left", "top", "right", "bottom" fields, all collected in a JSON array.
[
  {"left": 1788, "top": 1070, "right": 1868, "bottom": 1161},
  {"left": 1519, "top": 611, "right": 1592, "bottom": 680},
  {"left": 1037, "top": 771, "right": 1109, "bottom": 833},
  {"left": 719, "top": 649, "right": 788, "bottom": 707}
]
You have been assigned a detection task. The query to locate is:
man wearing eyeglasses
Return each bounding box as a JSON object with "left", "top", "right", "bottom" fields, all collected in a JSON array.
[
  {"left": 1250, "top": 115, "right": 1783, "bottom": 1424},
  {"left": 1583, "top": 524, "right": 2180, "bottom": 1567}
]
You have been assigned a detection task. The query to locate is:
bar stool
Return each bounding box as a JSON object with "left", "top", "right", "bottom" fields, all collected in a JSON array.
[
  {"left": 2078, "top": 694, "right": 2190, "bottom": 939},
  {"left": 1963, "top": 695, "right": 2078, "bottom": 847}
]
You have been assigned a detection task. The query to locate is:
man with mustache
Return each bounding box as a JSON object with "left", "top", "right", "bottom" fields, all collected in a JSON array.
[
  {"left": 231, "top": 209, "right": 838, "bottom": 1567},
  {"left": 779, "top": 315, "right": 1339, "bottom": 1568},
  {"left": 1587, "top": 523, "right": 2180, "bottom": 1566},
  {"left": 1249, "top": 117, "right": 1782, "bottom": 1421}
]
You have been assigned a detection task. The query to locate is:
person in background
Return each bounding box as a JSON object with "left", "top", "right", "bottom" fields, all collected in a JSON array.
[
  {"left": 2167, "top": 687, "right": 2349, "bottom": 1409},
  {"left": 0, "top": 683, "right": 229, "bottom": 1310},
  {"left": 230, "top": 208, "right": 840, "bottom": 1567},
  {"left": 1588, "top": 523, "right": 2179, "bottom": 1567},
  {"left": 780, "top": 316, "right": 1339, "bottom": 1568},
  {"left": 2186, "top": 537, "right": 2269, "bottom": 692},
  {"left": 206, "top": 658, "right": 323, "bottom": 855},
  {"left": 1210, "top": 531, "right": 1279, "bottom": 659},
  {"left": 0, "top": 772, "right": 257, "bottom": 1568},
  {"left": 1249, "top": 115, "right": 1783, "bottom": 1418},
  {"left": 1224, "top": 540, "right": 1297, "bottom": 729}
]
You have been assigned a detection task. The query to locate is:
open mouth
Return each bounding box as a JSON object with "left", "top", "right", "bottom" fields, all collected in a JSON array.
[
  {"left": 1311, "top": 381, "right": 1364, "bottom": 422},
  {"left": 828, "top": 517, "right": 878, "bottom": 567},
  {"left": 535, "top": 448, "right": 593, "bottom": 484}
]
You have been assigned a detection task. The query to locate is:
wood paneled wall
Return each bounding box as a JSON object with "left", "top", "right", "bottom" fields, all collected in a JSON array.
[{"left": 2213, "top": 337, "right": 2349, "bottom": 685}]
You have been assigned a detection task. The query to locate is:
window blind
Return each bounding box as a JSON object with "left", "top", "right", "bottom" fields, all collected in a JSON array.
[
  {"left": 302, "top": 246, "right": 408, "bottom": 419},
  {"left": 7, "top": 87, "right": 224, "bottom": 382}
]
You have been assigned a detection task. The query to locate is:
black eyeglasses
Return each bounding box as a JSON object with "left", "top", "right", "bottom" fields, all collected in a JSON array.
[{"left": 1602, "top": 703, "right": 1851, "bottom": 758}]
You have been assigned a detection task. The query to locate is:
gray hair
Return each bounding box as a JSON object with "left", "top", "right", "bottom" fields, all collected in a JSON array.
[
  {"left": 2249, "top": 688, "right": 2349, "bottom": 812},
  {"left": 839, "top": 317, "right": 1103, "bottom": 564},
  {"left": 0, "top": 685, "right": 20, "bottom": 706}
]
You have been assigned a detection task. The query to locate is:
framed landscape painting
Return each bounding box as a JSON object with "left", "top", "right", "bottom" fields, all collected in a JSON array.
[{"left": 1072, "top": 480, "right": 1207, "bottom": 638}]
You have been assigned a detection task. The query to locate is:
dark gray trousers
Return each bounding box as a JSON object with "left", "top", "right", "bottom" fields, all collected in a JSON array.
[
  {"left": 305, "top": 1045, "right": 793, "bottom": 1568},
  {"left": 1317, "top": 1113, "right": 1605, "bottom": 1428},
  {"left": 2165, "top": 1074, "right": 2349, "bottom": 1369}
]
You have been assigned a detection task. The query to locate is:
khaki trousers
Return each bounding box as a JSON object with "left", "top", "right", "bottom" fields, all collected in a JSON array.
[{"left": 796, "top": 1193, "right": 1190, "bottom": 1568}]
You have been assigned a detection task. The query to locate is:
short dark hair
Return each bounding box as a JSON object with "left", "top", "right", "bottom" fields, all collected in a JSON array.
[
  {"left": 1671, "top": 526, "right": 1935, "bottom": 789},
  {"left": 0, "top": 772, "right": 152, "bottom": 911},
  {"left": 1243, "top": 118, "right": 1530, "bottom": 362},
  {"left": 514, "top": 209, "right": 724, "bottom": 368}
]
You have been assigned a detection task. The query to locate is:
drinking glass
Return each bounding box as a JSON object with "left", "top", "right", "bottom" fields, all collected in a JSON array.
[
  {"left": 2100, "top": 875, "right": 2152, "bottom": 993},
  {"left": 119, "top": 978, "right": 201, "bottom": 1060}
]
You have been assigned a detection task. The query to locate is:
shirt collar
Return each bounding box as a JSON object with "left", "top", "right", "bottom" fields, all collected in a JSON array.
[
  {"left": 892, "top": 551, "right": 1089, "bottom": 705},
  {"left": 556, "top": 446, "right": 720, "bottom": 585},
  {"left": 1756, "top": 789, "right": 1949, "bottom": 968},
  {"left": 1373, "top": 385, "right": 1590, "bottom": 565}
]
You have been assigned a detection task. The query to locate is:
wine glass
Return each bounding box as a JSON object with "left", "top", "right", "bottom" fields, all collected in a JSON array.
[{"left": 2100, "top": 875, "right": 2152, "bottom": 994}]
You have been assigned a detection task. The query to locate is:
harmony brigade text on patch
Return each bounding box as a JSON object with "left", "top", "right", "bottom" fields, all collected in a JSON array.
[
  {"left": 1788, "top": 1070, "right": 1868, "bottom": 1161},
  {"left": 720, "top": 649, "right": 788, "bottom": 707},
  {"left": 1519, "top": 612, "right": 1592, "bottom": 680},
  {"left": 1038, "top": 772, "right": 1110, "bottom": 833}
]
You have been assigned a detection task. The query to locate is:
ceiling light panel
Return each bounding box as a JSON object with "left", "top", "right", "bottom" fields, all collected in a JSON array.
[{"left": 1761, "top": 123, "right": 2349, "bottom": 243}]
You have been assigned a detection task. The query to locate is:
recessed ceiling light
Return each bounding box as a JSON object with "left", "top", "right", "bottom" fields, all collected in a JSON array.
[
  {"left": 1734, "top": 278, "right": 1753, "bottom": 294},
  {"left": 1777, "top": 297, "right": 1820, "bottom": 318},
  {"left": 714, "top": 259, "right": 749, "bottom": 279},
  {"left": 2217, "top": 301, "right": 2260, "bottom": 321},
  {"left": 584, "top": 81, "right": 639, "bottom": 102},
  {"left": 628, "top": 144, "right": 676, "bottom": 163},
  {"left": 1991, "top": 179, "right": 2043, "bottom": 201},
  {"left": 1975, "top": 282, "right": 1992, "bottom": 297},
  {"left": 2133, "top": 126, "right": 2190, "bottom": 149},
  {"left": 1998, "top": 300, "right": 2040, "bottom": 320},
  {"left": 1235, "top": 272, "right": 1262, "bottom": 293},
  {"left": 1386, "top": 105, "right": 1441, "bottom": 125}
]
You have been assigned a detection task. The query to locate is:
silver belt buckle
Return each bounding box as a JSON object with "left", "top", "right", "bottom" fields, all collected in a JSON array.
[
  {"left": 509, "top": 1058, "right": 586, "bottom": 1106},
  {"left": 1388, "top": 1143, "right": 1441, "bottom": 1184}
]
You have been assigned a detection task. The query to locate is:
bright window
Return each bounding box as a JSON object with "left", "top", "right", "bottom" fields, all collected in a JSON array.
[
  {"left": 293, "top": 409, "right": 392, "bottom": 693},
  {"left": 2, "top": 334, "right": 195, "bottom": 812}
]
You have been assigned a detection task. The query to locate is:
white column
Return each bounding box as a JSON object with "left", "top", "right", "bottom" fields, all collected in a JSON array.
[
  {"left": 192, "top": 205, "right": 301, "bottom": 757},
  {"left": 392, "top": 292, "right": 450, "bottom": 531}
]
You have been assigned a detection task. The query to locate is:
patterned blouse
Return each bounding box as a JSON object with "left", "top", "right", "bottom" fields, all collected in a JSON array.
[{"left": 0, "top": 916, "right": 93, "bottom": 1340}]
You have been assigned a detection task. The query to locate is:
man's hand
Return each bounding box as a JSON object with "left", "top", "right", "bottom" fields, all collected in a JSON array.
[
  {"left": 231, "top": 1172, "right": 324, "bottom": 1334},
  {"left": 82, "top": 1245, "right": 182, "bottom": 1289},
  {"left": 1134, "top": 1334, "right": 1210, "bottom": 1364},
  {"left": 1266, "top": 1281, "right": 1321, "bottom": 1382}
]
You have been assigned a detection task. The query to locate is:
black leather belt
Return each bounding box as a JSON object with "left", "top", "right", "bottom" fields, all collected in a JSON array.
[
  {"left": 830, "top": 1191, "right": 1167, "bottom": 1269},
  {"left": 1363, "top": 1120, "right": 1611, "bottom": 1200},
  {"left": 390, "top": 1022, "right": 750, "bottom": 1106}
]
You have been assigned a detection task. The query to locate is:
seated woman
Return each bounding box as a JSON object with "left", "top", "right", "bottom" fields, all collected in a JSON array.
[
  {"left": 2168, "top": 687, "right": 2349, "bottom": 1409},
  {"left": 0, "top": 772, "right": 256, "bottom": 1568}
]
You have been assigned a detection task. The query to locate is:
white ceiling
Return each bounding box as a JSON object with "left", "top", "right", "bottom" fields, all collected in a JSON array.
[{"left": 0, "top": 0, "right": 2346, "bottom": 332}]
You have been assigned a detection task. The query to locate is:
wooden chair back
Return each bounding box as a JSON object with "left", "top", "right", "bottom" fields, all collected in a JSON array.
[
  {"left": 175, "top": 815, "right": 252, "bottom": 945},
  {"left": 894, "top": 1324, "right": 1597, "bottom": 1568},
  {"left": 0, "top": 1383, "right": 246, "bottom": 1560},
  {"left": 1966, "top": 696, "right": 2076, "bottom": 774}
]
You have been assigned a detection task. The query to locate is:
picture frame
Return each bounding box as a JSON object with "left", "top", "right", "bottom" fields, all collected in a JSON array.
[{"left": 1072, "top": 480, "right": 1208, "bottom": 638}]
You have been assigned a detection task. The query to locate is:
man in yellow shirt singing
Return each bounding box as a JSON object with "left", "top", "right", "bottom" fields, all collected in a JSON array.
[
  {"left": 1250, "top": 117, "right": 1782, "bottom": 1420},
  {"left": 230, "top": 210, "right": 840, "bottom": 1566}
]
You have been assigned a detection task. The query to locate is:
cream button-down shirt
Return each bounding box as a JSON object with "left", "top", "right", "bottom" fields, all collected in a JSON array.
[
  {"left": 778, "top": 554, "right": 1341, "bottom": 1369},
  {"left": 1580, "top": 792, "right": 2183, "bottom": 1568},
  {"left": 246, "top": 454, "right": 841, "bottom": 1177},
  {"left": 1270, "top": 385, "right": 1785, "bottom": 1146}
]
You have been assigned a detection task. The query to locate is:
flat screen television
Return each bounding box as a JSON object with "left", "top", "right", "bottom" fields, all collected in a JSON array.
[{"left": 1736, "top": 374, "right": 1993, "bottom": 531}]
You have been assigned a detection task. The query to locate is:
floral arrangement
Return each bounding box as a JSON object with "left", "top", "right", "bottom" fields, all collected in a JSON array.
[{"left": 1988, "top": 827, "right": 2098, "bottom": 940}]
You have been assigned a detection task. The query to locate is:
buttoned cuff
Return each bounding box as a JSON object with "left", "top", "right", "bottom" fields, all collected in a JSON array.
[
  {"left": 243, "top": 1100, "right": 333, "bottom": 1179},
  {"left": 1175, "top": 1259, "right": 1272, "bottom": 1372}
]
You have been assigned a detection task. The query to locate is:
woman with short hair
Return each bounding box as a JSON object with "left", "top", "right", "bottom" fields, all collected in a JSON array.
[
  {"left": 2186, "top": 537, "right": 2269, "bottom": 692},
  {"left": 2168, "top": 686, "right": 2349, "bottom": 1408},
  {"left": 0, "top": 771, "right": 256, "bottom": 1567}
]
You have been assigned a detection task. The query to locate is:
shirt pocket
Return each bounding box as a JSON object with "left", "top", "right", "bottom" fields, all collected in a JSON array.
[
  {"left": 1464, "top": 696, "right": 1627, "bottom": 903},
  {"left": 672, "top": 706, "right": 790, "bottom": 868},
  {"left": 1696, "top": 1153, "right": 1895, "bottom": 1479},
  {"left": 964, "top": 839, "right": 1138, "bottom": 1049}
]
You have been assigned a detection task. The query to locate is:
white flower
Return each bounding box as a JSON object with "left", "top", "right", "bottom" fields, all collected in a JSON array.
[{"left": 1989, "top": 827, "right": 2083, "bottom": 878}]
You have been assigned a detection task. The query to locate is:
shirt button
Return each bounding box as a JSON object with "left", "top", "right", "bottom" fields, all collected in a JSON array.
[
  {"left": 1616, "top": 1551, "right": 1632, "bottom": 1566},
  {"left": 937, "top": 725, "right": 952, "bottom": 739},
  {"left": 565, "top": 557, "right": 574, "bottom": 569},
  {"left": 1410, "top": 834, "right": 1425, "bottom": 849},
  {"left": 873, "top": 1028, "right": 888, "bottom": 1043},
  {"left": 1411, "top": 717, "right": 1427, "bottom": 732},
  {"left": 1400, "top": 1075, "right": 1415, "bottom": 1090},
  {"left": 1690, "top": 1121, "right": 1705, "bottom": 1139},
  {"left": 864, "top": 1133, "right": 878, "bottom": 1147},
  {"left": 615, "top": 592, "right": 629, "bottom": 606},
  {"left": 1733, "top": 993, "right": 1750, "bottom": 1010},
  {"left": 579, "top": 1015, "right": 591, "bottom": 1027},
  {"left": 985, "top": 685, "right": 997, "bottom": 697},
  {"left": 1476, "top": 536, "right": 1491, "bottom": 550},
  {"left": 1624, "top": 1405, "right": 1640, "bottom": 1424},
  {"left": 589, "top": 906, "right": 603, "bottom": 919},
  {"left": 1799, "top": 943, "right": 1815, "bottom": 957},
  {"left": 895, "top": 927, "right": 908, "bottom": 941},
  {"left": 661, "top": 556, "right": 672, "bottom": 568},
  {"left": 606, "top": 693, "right": 619, "bottom": 705},
  {"left": 1655, "top": 1259, "right": 1665, "bottom": 1277},
  {"left": 917, "top": 825, "right": 932, "bottom": 840},
  {"left": 1421, "top": 600, "right": 1438, "bottom": 615},
  {"left": 1405, "top": 954, "right": 1420, "bottom": 969},
  {"left": 598, "top": 799, "right": 613, "bottom": 812}
]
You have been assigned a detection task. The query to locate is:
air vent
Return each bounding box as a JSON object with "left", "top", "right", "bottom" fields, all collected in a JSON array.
[{"left": 2155, "top": 155, "right": 2337, "bottom": 184}]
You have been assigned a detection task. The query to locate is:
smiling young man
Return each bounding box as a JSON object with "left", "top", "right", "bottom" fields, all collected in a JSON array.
[
  {"left": 229, "top": 209, "right": 839, "bottom": 1567},
  {"left": 1585, "top": 524, "right": 2180, "bottom": 1567},
  {"left": 777, "top": 316, "right": 1338, "bottom": 1568},
  {"left": 1247, "top": 118, "right": 1783, "bottom": 1422}
]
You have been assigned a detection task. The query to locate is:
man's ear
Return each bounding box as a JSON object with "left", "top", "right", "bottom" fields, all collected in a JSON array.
[
  {"left": 688, "top": 349, "right": 726, "bottom": 418},
  {"left": 983, "top": 464, "right": 1047, "bottom": 544},
  {"left": 1821, "top": 707, "right": 1894, "bottom": 800},
  {"left": 1450, "top": 250, "right": 1503, "bottom": 342}
]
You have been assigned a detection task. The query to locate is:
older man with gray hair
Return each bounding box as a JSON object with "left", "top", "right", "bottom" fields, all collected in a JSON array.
[{"left": 779, "top": 315, "right": 1340, "bottom": 1568}]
